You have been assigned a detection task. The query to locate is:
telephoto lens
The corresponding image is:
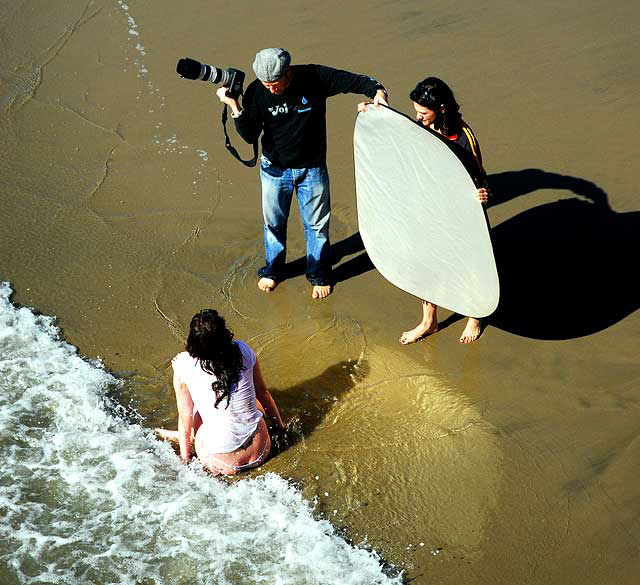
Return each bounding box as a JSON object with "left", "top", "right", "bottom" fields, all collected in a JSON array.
[
  {"left": 176, "top": 57, "right": 245, "bottom": 99},
  {"left": 176, "top": 57, "right": 228, "bottom": 84}
]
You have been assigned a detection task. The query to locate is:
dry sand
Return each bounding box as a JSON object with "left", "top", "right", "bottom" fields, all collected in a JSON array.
[{"left": 1, "top": 0, "right": 639, "bottom": 583}]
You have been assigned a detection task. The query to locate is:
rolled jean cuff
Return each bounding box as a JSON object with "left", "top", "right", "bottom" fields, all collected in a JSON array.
[
  {"left": 306, "top": 270, "right": 333, "bottom": 287},
  {"left": 257, "top": 266, "right": 280, "bottom": 281}
]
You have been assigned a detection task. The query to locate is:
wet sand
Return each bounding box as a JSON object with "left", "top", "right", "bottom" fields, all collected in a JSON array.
[{"left": 2, "top": 0, "right": 640, "bottom": 583}]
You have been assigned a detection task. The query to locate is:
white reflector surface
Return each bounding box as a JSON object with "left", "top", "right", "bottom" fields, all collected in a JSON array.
[{"left": 354, "top": 106, "right": 499, "bottom": 317}]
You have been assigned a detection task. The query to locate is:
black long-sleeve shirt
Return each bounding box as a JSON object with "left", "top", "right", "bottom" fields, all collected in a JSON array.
[
  {"left": 235, "top": 64, "right": 384, "bottom": 168},
  {"left": 447, "top": 122, "right": 488, "bottom": 188}
]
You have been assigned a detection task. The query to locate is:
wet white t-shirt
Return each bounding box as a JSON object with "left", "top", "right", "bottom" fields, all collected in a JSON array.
[{"left": 172, "top": 340, "right": 262, "bottom": 453}]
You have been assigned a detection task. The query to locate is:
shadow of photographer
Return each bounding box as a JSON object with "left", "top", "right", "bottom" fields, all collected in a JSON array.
[{"left": 278, "top": 230, "right": 371, "bottom": 284}]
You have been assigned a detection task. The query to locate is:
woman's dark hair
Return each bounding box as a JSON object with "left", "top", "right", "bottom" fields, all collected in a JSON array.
[
  {"left": 186, "top": 309, "right": 244, "bottom": 409},
  {"left": 410, "top": 77, "right": 462, "bottom": 137}
]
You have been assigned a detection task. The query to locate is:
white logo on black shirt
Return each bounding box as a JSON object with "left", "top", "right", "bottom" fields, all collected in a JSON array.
[{"left": 268, "top": 104, "right": 289, "bottom": 116}]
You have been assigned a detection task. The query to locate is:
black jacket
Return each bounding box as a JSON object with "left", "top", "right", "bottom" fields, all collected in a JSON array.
[{"left": 235, "top": 64, "right": 384, "bottom": 168}]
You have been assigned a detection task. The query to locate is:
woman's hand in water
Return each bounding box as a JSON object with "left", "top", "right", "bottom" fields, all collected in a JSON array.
[{"left": 267, "top": 415, "right": 286, "bottom": 433}]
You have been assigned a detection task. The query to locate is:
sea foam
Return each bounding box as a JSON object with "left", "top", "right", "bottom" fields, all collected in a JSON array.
[{"left": 0, "top": 283, "right": 401, "bottom": 585}]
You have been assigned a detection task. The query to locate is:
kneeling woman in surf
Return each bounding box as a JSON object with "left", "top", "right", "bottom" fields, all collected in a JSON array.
[
  {"left": 161, "top": 309, "right": 285, "bottom": 475},
  {"left": 400, "top": 77, "right": 491, "bottom": 345}
]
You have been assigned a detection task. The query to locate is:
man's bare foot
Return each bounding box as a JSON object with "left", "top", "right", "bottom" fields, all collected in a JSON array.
[
  {"left": 399, "top": 321, "right": 439, "bottom": 344},
  {"left": 459, "top": 318, "right": 482, "bottom": 344},
  {"left": 312, "top": 284, "right": 332, "bottom": 299},
  {"left": 257, "top": 277, "right": 277, "bottom": 293}
]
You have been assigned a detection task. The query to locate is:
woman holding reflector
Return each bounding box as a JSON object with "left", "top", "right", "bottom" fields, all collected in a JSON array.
[
  {"left": 401, "top": 77, "right": 490, "bottom": 344},
  {"left": 359, "top": 77, "right": 492, "bottom": 344}
]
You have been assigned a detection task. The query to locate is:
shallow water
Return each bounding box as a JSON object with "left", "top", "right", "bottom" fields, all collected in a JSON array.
[{"left": 0, "top": 283, "right": 402, "bottom": 584}]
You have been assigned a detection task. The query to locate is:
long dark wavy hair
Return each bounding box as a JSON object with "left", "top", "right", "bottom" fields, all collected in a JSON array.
[
  {"left": 410, "top": 77, "right": 462, "bottom": 137},
  {"left": 185, "top": 309, "right": 244, "bottom": 409}
]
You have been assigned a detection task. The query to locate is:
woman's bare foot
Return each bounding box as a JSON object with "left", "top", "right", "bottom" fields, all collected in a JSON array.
[
  {"left": 459, "top": 318, "right": 482, "bottom": 344},
  {"left": 257, "top": 277, "right": 277, "bottom": 292},
  {"left": 399, "top": 321, "right": 439, "bottom": 344},
  {"left": 312, "top": 284, "right": 332, "bottom": 299}
]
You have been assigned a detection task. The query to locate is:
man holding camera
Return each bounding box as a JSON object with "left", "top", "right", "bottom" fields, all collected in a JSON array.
[{"left": 216, "top": 48, "right": 388, "bottom": 299}]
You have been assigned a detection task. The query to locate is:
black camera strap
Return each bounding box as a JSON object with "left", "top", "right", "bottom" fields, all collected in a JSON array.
[{"left": 221, "top": 105, "right": 258, "bottom": 167}]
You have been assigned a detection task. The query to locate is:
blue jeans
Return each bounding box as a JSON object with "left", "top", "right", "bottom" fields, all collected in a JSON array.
[{"left": 258, "top": 157, "right": 332, "bottom": 286}]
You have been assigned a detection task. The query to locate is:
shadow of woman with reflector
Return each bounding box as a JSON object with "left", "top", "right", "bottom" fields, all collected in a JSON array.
[{"left": 487, "top": 169, "right": 639, "bottom": 340}]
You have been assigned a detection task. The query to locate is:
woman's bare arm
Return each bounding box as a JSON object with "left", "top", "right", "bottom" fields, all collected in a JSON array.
[
  {"left": 253, "top": 359, "right": 285, "bottom": 430},
  {"left": 173, "top": 371, "right": 194, "bottom": 462}
]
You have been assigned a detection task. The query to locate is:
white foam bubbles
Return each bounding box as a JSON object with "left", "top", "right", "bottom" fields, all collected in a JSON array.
[
  {"left": 0, "top": 283, "right": 401, "bottom": 584},
  {"left": 117, "top": 1, "right": 151, "bottom": 87}
]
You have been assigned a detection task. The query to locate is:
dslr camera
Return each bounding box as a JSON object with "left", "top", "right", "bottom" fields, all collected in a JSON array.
[{"left": 176, "top": 57, "right": 245, "bottom": 99}]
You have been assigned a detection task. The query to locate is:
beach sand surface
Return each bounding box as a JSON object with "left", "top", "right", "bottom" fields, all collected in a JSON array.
[{"left": 1, "top": 0, "right": 639, "bottom": 583}]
